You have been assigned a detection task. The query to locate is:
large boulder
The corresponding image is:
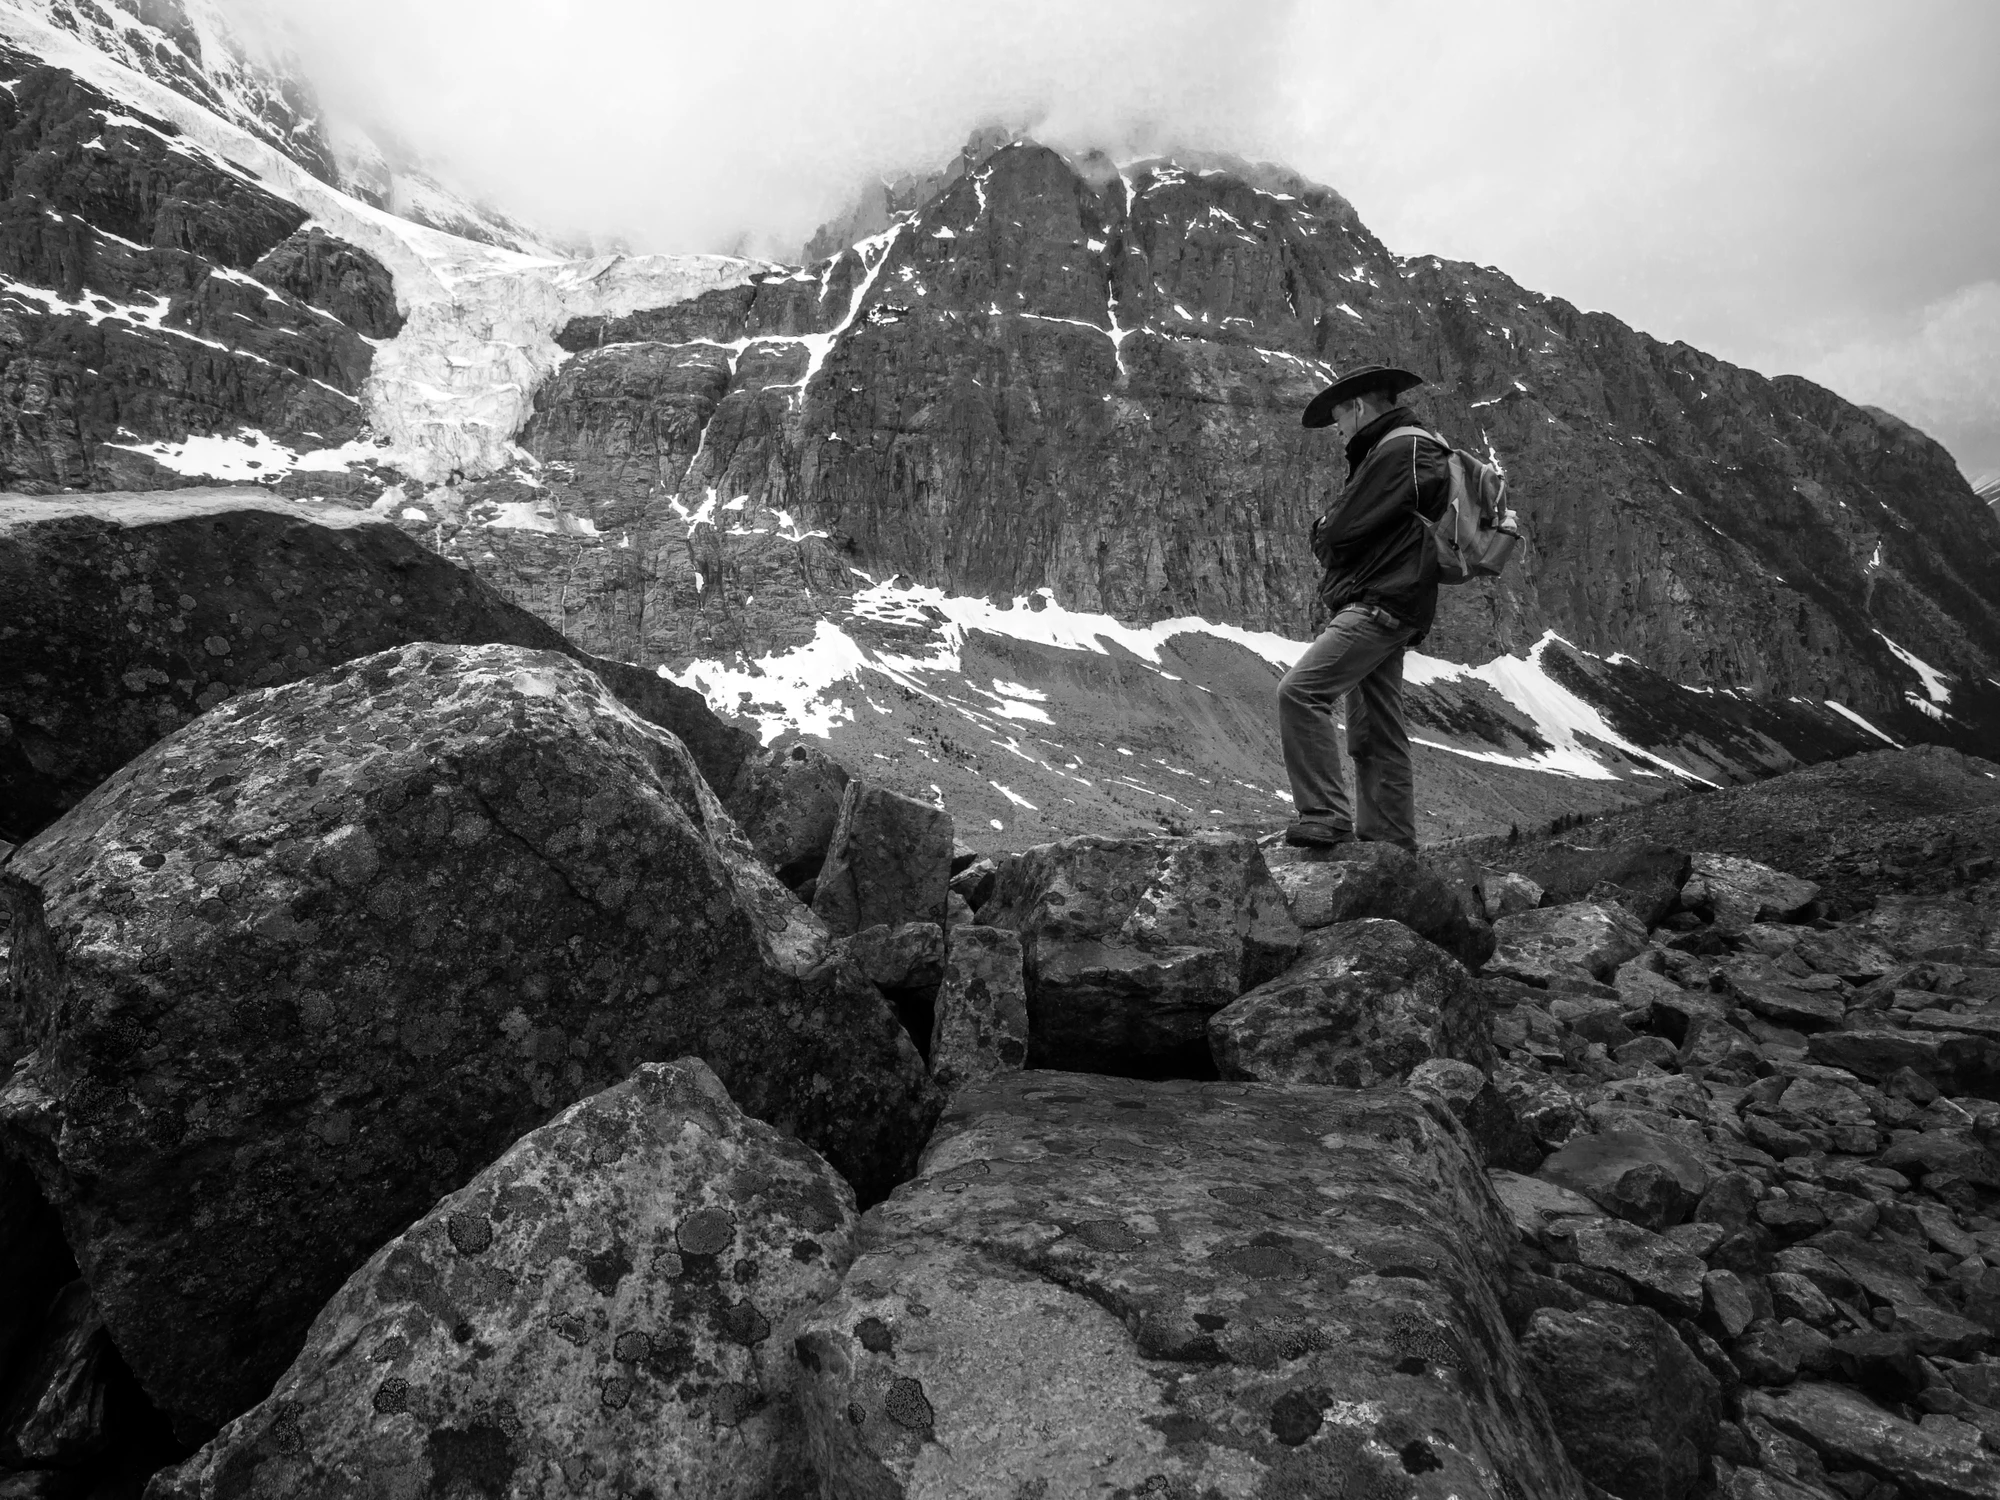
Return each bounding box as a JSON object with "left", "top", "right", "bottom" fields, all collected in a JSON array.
[
  {"left": 810, "top": 781, "right": 953, "bottom": 937},
  {"left": 1208, "top": 918, "right": 1492, "bottom": 1086},
  {"left": 1502, "top": 839, "right": 1693, "bottom": 927},
  {"left": 0, "top": 643, "right": 936, "bottom": 1435},
  {"left": 982, "top": 832, "right": 1301, "bottom": 1073},
  {"left": 1519, "top": 1301, "right": 1721, "bottom": 1500},
  {"left": 1489, "top": 902, "right": 1649, "bottom": 988},
  {"left": 150, "top": 1059, "right": 857, "bottom": 1500},
  {"left": 1264, "top": 842, "right": 1495, "bottom": 967},
  {"left": 791, "top": 1073, "right": 1591, "bottom": 1497},
  {"left": 0, "top": 493, "right": 770, "bottom": 849}
]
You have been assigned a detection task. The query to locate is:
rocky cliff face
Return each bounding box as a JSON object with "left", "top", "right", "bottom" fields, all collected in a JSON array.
[
  {"left": 0, "top": 41, "right": 401, "bottom": 491},
  {"left": 480, "top": 138, "right": 1998, "bottom": 761},
  {"left": 4, "top": 0, "right": 556, "bottom": 254}
]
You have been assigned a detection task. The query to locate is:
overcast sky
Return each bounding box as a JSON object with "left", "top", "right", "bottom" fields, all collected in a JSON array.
[{"left": 244, "top": 0, "right": 2000, "bottom": 480}]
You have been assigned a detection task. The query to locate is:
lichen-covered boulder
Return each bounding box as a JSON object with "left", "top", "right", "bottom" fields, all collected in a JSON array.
[
  {"left": 1265, "top": 842, "right": 1495, "bottom": 967},
  {"left": 149, "top": 1059, "right": 856, "bottom": 1500},
  {"left": 792, "top": 1073, "right": 1591, "bottom": 1498},
  {"left": 1520, "top": 1301, "right": 1721, "bottom": 1500},
  {"left": 1209, "top": 918, "right": 1492, "bottom": 1087},
  {"left": 0, "top": 643, "right": 936, "bottom": 1435},
  {"left": 983, "top": 832, "right": 1301, "bottom": 1072},
  {"left": 1489, "top": 902, "right": 1649, "bottom": 987},
  {"left": 811, "top": 781, "right": 953, "bottom": 937},
  {"left": 928, "top": 926, "right": 1028, "bottom": 1092}
]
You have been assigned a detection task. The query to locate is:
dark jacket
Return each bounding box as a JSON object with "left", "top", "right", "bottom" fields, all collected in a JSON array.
[{"left": 1310, "top": 405, "right": 1452, "bottom": 644}]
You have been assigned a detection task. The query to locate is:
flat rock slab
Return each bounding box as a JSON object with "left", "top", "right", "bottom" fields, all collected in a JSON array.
[
  {"left": 0, "top": 643, "right": 935, "bottom": 1434},
  {"left": 1538, "top": 1127, "right": 1710, "bottom": 1231},
  {"left": 150, "top": 1059, "right": 856, "bottom": 1500},
  {"left": 1743, "top": 1380, "right": 2000, "bottom": 1500},
  {"left": 792, "top": 1072, "right": 1590, "bottom": 1498}
]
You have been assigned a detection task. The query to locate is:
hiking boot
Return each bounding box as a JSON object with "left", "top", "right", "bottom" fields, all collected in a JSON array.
[{"left": 1282, "top": 822, "right": 1357, "bottom": 849}]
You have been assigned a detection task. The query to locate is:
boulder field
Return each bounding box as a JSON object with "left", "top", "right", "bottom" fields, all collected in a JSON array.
[{"left": 1, "top": 622, "right": 1999, "bottom": 1497}]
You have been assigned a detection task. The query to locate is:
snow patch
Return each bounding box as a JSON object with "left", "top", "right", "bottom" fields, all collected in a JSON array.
[
  {"left": 1874, "top": 630, "right": 1951, "bottom": 704},
  {"left": 1823, "top": 700, "right": 1900, "bottom": 746},
  {"left": 1405, "top": 631, "right": 1716, "bottom": 785}
]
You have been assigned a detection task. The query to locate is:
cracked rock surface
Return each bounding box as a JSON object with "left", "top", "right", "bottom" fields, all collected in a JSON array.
[{"left": 791, "top": 1071, "right": 1590, "bottom": 1498}]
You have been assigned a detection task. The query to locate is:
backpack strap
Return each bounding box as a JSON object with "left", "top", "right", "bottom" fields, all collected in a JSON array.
[{"left": 1375, "top": 425, "right": 1443, "bottom": 513}]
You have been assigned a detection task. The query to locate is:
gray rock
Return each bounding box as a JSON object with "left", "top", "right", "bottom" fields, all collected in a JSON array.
[
  {"left": 727, "top": 741, "right": 851, "bottom": 887},
  {"left": 1210, "top": 918, "right": 1491, "bottom": 1087},
  {"left": 1538, "top": 1127, "right": 1711, "bottom": 1230},
  {"left": 149, "top": 1059, "right": 857, "bottom": 1500},
  {"left": 0, "top": 644, "right": 936, "bottom": 1434},
  {"left": 983, "top": 832, "right": 1300, "bottom": 1072},
  {"left": 793, "top": 1072, "right": 1592, "bottom": 1497},
  {"left": 1732, "top": 1319, "right": 1836, "bottom": 1385},
  {"left": 811, "top": 781, "right": 954, "bottom": 937},
  {"left": 1490, "top": 902, "right": 1650, "bottom": 988},
  {"left": 929, "top": 927, "right": 1028, "bottom": 1092},
  {"left": 840, "top": 922, "right": 946, "bottom": 990},
  {"left": 1520, "top": 1301, "right": 1720, "bottom": 1500},
  {"left": 1694, "top": 854, "right": 1820, "bottom": 931},
  {"left": 1482, "top": 870, "right": 1543, "bottom": 920},
  {"left": 1263, "top": 842, "right": 1495, "bottom": 967},
  {"left": 1487, "top": 1168, "right": 1608, "bottom": 1243},
  {"left": 1558, "top": 1218, "right": 1705, "bottom": 1316},
  {"left": 1506, "top": 840, "right": 1693, "bottom": 927},
  {"left": 1768, "top": 1272, "right": 1837, "bottom": 1326},
  {"left": 1703, "top": 1269, "right": 1760, "bottom": 1340},
  {"left": 1407, "top": 1059, "right": 1544, "bottom": 1172},
  {"left": 1743, "top": 1380, "right": 2000, "bottom": 1500},
  {"left": 0, "top": 1282, "right": 113, "bottom": 1469}
]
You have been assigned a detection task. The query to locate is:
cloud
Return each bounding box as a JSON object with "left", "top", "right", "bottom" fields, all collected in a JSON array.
[
  {"left": 228, "top": 0, "right": 2000, "bottom": 474},
  {"left": 1805, "top": 282, "right": 2000, "bottom": 480}
]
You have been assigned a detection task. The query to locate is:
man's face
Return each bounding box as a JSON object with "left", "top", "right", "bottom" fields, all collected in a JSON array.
[{"left": 1332, "top": 396, "right": 1368, "bottom": 440}]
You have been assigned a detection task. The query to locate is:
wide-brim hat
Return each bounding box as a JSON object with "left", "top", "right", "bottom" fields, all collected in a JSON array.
[{"left": 1301, "top": 364, "right": 1426, "bottom": 428}]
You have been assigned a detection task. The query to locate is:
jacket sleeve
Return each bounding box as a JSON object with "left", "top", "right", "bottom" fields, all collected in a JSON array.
[{"left": 1320, "top": 434, "right": 1451, "bottom": 553}]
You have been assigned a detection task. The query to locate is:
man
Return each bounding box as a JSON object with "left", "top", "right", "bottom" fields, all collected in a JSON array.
[{"left": 1279, "top": 363, "right": 1451, "bottom": 851}]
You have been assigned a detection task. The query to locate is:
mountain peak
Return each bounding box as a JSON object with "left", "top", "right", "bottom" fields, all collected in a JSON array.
[{"left": 6, "top": 0, "right": 559, "bottom": 255}]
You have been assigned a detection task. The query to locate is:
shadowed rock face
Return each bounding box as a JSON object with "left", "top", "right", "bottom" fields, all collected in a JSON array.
[
  {"left": 0, "top": 642, "right": 937, "bottom": 1435},
  {"left": 0, "top": 46, "right": 399, "bottom": 490},
  {"left": 150, "top": 1059, "right": 858, "bottom": 1500},
  {"left": 792, "top": 1072, "right": 1591, "bottom": 1497},
  {"left": 982, "top": 831, "right": 1301, "bottom": 1074}
]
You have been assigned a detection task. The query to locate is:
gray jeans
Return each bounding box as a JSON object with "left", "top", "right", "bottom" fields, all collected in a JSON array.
[{"left": 1277, "top": 604, "right": 1417, "bottom": 849}]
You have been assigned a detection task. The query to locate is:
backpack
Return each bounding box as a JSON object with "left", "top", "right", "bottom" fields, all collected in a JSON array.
[{"left": 1381, "top": 425, "right": 1524, "bottom": 585}]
